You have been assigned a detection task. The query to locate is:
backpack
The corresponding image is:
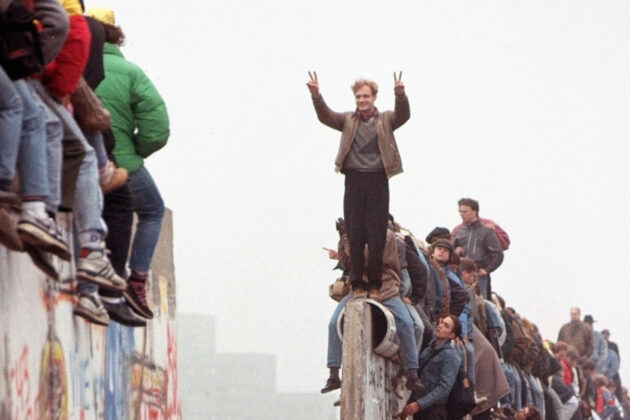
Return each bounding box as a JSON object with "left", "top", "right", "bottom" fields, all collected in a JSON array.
[{"left": 0, "top": 0, "right": 44, "bottom": 80}]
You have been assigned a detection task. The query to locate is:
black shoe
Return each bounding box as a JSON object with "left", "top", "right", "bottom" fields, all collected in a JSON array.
[
  {"left": 321, "top": 377, "right": 341, "bottom": 393},
  {"left": 23, "top": 242, "right": 59, "bottom": 280},
  {"left": 102, "top": 298, "right": 147, "bottom": 327}
]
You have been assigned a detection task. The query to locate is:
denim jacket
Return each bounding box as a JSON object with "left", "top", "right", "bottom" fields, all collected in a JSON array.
[{"left": 416, "top": 339, "right": 462, "bottom": 409}]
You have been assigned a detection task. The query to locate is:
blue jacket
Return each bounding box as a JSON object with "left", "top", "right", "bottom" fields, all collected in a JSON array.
[
  {"left": 416, "top": 339, "right": 462, "bottom": 409},
  {"left": 444, "top": 268, "right": 473, "bottom": 340}
]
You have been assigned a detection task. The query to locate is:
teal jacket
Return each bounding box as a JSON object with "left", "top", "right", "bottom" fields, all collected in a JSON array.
[{"left": 95, "top": 43, "right": 169, "bottom": 173}]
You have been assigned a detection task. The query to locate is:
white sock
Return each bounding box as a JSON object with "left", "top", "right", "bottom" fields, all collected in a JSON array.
[
  {"left": 78, "top": 230, "right": 103, "bottom": 250},
  {"left": 21, "top": 201, "right": 47, "bottom": 219}
]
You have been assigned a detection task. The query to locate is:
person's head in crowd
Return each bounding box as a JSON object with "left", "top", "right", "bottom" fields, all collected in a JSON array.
[
  {"left": 458, "top": 197, "right": 480, "bottom": 224},
  {"left": 583, "top": 314, "right": 595, "bottom": 328},
  {"left": 387, "top": 214, "right": 401, "bottom": 232},
  {"left": 514, "top": 406, "right": 542, "bottom": 420},
  {"left": 460, "top": 258, "right": 478, "bottom": 286},
  {"left": 570, "top": 307, "right": 581, "bottom": 323},
  {"left": 435, "top": 314, "right": 461, "bottom": 342},
  {"left": 430, "top": 239, "right": 452, "bottom": 266},
  {"left": 608, "top": 383, "right": 617, "bottom": 395},
  {"left": 87, "top": 7, "right": 125, "bottom": 46},
  {"left": 593, "top": 373, "right": 608, "bottom": 388},
  {"left": 601, "top": 329, "right": 610, "bottom": 342},
  {"left": 581, "top": 359, "right": 596, "bottom": 377},
  {"left": 553, "top": 341, "right": 569, "bottom": 360},
  {"left": 506, "top": 307, "right": 518, "bottom": 318},
  {"left": 566, "top": 349, "right": 580, "bottom": 367},
  {"left": 493, "top": 293, "right": 505, "bottom": 310},
  {"left": 425, "top": 227, "right": 450, "bottom": 244}
]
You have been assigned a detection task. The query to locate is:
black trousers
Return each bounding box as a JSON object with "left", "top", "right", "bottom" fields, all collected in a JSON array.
[
  {"left": 99, "top": 183, "right": 133, "bottom": 298},
  {"left": 343, "top": 170, "right": 389, "bottom": 292},
  {"left": 414, "top": 403, "right": 447, "bottom": 420}
]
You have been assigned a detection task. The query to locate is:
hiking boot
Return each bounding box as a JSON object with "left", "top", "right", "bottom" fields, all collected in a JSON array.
[
  {"left": 77, "top": 248, "right": 127, "bottom": 291},
  {"left": 124, "top": 275, "right": 153, "bottom": 319},
  {"left": 0, "top": 207, "right": 23, "bottom": 251},
  {"left": 406, "top": 369, "right": 425, "bottom": 392},
  {"left": 320, "top": 377, "right": 341, "bottom": 393},
  {"left": 16, "top": 214, "right": 70, "bottom": 260},
  {"left": 102, "top": 167, "right": 128, "bottom": 194},
  {"left": 73, "top": 294, "right": 110, "bottom": 326},
  {"left": 23, "top": 242, "right": 58, "bottom": 280},
  {"left": 102, "top": 298, "right": 147, "bottom": 327}
]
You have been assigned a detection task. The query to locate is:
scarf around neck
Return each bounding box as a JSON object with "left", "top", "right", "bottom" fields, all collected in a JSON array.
[{"left": 355, "top": 107, "right": 377, "bottom": 122}]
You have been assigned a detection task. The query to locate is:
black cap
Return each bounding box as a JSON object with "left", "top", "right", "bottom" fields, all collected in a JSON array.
[{"left": 583, "top": 315, "right": 595, "bottom": 323}]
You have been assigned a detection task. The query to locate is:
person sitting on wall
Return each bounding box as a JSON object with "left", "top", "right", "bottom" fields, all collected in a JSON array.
[
  {"left": 396, "top": 315, "right": 463, "bottom": 420},
  {"left": 321, "top": 218, "right": 423, "bottom": 394}
]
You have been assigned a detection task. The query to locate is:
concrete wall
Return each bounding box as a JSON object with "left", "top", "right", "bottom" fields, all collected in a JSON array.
[
  {"left": 0, "top": 210, "right": 180, "bottom": 420},
  {"left": 341, "top": 299, "right": 410, "bottom": 420}
]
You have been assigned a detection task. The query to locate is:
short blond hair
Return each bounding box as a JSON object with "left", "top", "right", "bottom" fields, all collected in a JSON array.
[{"left": 351, "top": 79, "right": 378, "bottom": 96}]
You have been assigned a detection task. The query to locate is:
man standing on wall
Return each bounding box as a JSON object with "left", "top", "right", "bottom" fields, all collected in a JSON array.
[{"left": 307, "top": 71, "right": 410, "bottom": 298}]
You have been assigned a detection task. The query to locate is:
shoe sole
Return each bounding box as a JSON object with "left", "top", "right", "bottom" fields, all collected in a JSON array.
[
  {"left": 122, "top": 289, "right": 154, "bottom": 319},
  {"left": 106, "top": 309, "right": 147, "bottom": 327},
  {"left": 77, "top": 271, "right": 126, "bottom": 292},
  {"left": 16, "top": 224, "right": 71, "bottom": 261},
  {"left": 73, "top": 307, "right": 110, "bottom": 326},
  {"left": 23, "top": 243, "right": 59, "bottom": 280}
]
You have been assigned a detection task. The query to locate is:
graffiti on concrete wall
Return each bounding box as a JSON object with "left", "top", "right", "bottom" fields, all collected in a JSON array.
[
  {"left": 9, "top": 345, "right": 35, "bottom": 420},
  {"left": 125, "top": 322, "right": 181, "bottom": 420},
  {"left": 38, "top": 333, "right": 68, "bottom": 420}
]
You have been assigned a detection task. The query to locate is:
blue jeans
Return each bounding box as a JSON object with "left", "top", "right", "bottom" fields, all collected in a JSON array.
[
  {"left": 327, "top": 294, "right": 419, "bottom": 370},
  {"left": 34, "top": 86, "right": 62, "bottom": 213},
  {"left": 0, "top": 68, "right": 22, "bottom": 183},
  {"left": 127, "top": 166, "right": 164, "bottom": 272},
  {"left": 404, "top": 302, "right": 424, "bottom": 353},
  {"left": 14, "top": 81, "right": 48, "bottom": 199},
  {"left": 41, "top": 96, "right": 106, "bottom": 236}
]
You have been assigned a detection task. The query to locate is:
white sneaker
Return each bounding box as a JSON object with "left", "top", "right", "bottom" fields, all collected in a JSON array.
[{"left": 77, "top": 248, "right": 126, "bottom": 291}]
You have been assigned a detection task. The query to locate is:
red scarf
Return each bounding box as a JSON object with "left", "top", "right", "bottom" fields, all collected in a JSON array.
[{"left": 355, "top": 107, "right": 377, "bottom": 122}]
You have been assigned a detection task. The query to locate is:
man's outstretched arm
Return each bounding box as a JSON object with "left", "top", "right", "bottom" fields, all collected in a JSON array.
[
  {"left": 307, "top": 72, "right": 345, "bottom": 131},
  {"left": 391, "top": 75, "right": 410, "bottom": 130}
]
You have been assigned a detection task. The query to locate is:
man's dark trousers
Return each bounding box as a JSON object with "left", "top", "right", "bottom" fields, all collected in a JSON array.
[{"left": 343, "top": 170, "right": 388, "bottom": 292}]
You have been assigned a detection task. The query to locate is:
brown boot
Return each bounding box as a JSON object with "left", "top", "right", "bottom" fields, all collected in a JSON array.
[
  {"left": 407, "top": 369, "right": 425, "bottom": 392},
  {"left": 0, "top": 207, "right": 23, "bottom": 251},
  {"left": 321, "top": 367, "right": 341, "bottom": 393}
]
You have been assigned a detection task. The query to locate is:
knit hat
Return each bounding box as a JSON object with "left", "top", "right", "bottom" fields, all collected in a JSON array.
[{"left": 86, "top": 7, "right": 115, "bottom": 25}]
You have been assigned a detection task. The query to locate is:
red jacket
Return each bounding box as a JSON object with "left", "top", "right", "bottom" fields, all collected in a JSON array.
[{"left": 42, "top": 14, "right": 90, "bottom": 99}]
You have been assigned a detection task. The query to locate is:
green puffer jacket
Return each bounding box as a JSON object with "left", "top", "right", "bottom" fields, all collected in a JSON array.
[{"left": 95, "top": 43, "right": 169, "bottom": 173}]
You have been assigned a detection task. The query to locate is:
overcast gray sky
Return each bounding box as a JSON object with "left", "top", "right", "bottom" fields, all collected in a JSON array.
[{"left": 97, "top": 0, "right": 630, "bottom": 393}]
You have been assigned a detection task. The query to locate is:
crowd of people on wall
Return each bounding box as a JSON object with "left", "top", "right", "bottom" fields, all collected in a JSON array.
[
  {"left": 0, "top": 1, "right": 169, "bottom": 327},
  {"left": 307, "top": 74, "right": 626, "bottom": 420},
  {"left": 322, "top": 197, "right": 627, "bottom": 420}
]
